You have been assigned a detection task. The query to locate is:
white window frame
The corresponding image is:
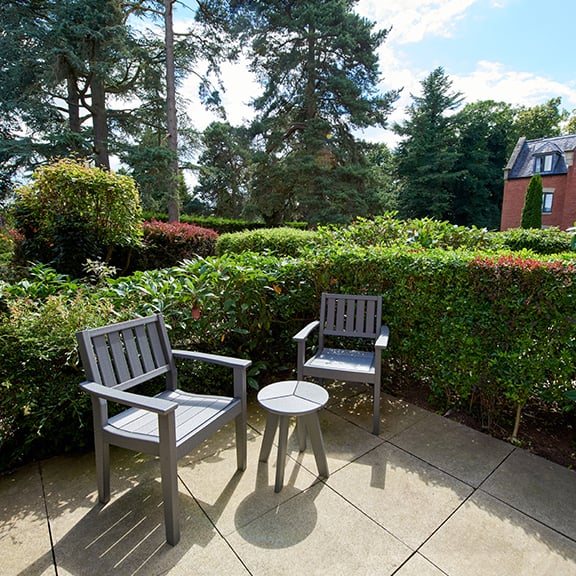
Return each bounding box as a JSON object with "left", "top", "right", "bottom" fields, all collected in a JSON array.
[
  {"left": 542, "top": 188, "right": 554, "bottom": 213},
  {"left": 535, "top": 154, "right": 554, "bottom": 173}
]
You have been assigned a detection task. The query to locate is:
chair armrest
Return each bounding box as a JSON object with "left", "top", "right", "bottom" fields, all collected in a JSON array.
[
  {"left": 375, "top": 325, "right": 390, "bottom": 349},
  {"left": 172, "top": 350, "right": 252, "bottom": 370},
  {"left": 172, "top": 350, "right": 250, "bottom": 399},
  {"left": 80, "top": 381, "right": 178, "bottom": 414},
  {"left": 293, "top": 320, "right": 320, "bottom": 342}
]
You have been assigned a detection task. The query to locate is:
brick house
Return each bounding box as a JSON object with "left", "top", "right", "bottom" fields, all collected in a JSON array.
[{"left": 500, "top": 134, "right": 576, "bottom": 230}]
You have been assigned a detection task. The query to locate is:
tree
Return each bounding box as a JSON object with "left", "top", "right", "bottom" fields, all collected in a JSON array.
[
  {"left": 521, "top": 173, "right": 543, "bottom": 229},
  {"left": 231, "top": 0, "right": 399, "bottom": 224},
  {"left": 452, "top": 100, "right": 516, "bottom": 229},
  {"left": 393, "top": 67, "right": 464, "bottom": 221},
  {"left": 512, "top": 98, "right": 569, "bottom": 145},
  {"left": 194, "top": 122, "right": 251, "bottom": 218}
]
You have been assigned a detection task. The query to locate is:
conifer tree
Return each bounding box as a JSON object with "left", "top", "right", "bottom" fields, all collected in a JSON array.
[{"left": 521, "top": 173, "right": 543, "bottom": 229}]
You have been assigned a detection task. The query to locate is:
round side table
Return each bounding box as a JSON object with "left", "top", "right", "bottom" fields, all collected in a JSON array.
[{"left": 257, "top": 380, "right": 329, "bottom": 492}]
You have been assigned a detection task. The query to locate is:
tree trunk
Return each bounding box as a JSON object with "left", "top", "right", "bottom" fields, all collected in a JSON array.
[
  {"left": 90, "top": 76, "right": 110, "bottom": 169},
  {"left": 165, "top": 0, "right": 180, "bottom": 222}
]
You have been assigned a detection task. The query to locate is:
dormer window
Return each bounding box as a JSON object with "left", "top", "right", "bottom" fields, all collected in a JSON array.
[{"left": 534, "top": 154, "right": 554, "bottom": 173}]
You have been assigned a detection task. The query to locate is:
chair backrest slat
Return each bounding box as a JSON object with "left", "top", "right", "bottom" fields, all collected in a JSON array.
[
  {"left": 320, "top": 293, "right": 382, "bottom": 343},
  {"left": 108, "top": 331, "right": 131, "bottom": 383},
  {"left": 77, "top": 314, "right": 175, "bottom": 391}
]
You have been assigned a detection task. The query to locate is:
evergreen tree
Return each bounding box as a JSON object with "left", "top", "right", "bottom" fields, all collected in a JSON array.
[
  {"left": 231, "top": 0, "right": 399, "bottom": 224},
  {"left": 521, "top": 173, "right": 543, "bottom": 229},
  {"left": 194, "top": 122, "right": 251, "bottom": 218},
  {"left": 393, "top": 67, "right": 464, "bottom": 221},
  {"left": 452, "top": 100, "right": 515, "bottom": 229}
]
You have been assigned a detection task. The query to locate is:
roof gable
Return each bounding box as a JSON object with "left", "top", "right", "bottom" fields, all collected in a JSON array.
[{"left": 506, "top": 135, "right": 576, "bottom": 179}]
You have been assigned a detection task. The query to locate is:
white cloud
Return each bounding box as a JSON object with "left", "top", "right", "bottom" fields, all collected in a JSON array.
[
  {"left": 355, "top": 0, "right": 478, "bottom": 43},
  {"left": 453, "top": 61, "right": 576, "bottom": 110}
]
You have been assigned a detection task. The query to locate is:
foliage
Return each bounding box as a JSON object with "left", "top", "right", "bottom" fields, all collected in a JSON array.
[
  {"left": 521, "top": 173, "right": 543, "bottom": 229},
  {"left": 394, "top": 67, "right": 464, "bottom": 221},
  {"left": 229, "top": 0, "right": 399, "bottom": 224},
  {"left": 499, "top": 226, "right": 572, "bottom": 254},
  {"left": 216, "top": 227, "right": 319, "bottom": 256},
  {"left": 0, "top": 291, "right": 120, "bottom": 471},
  {"left": 193, "top": 122, "right": 252, "bottom": 218},
  {"left": 12, "top": 159, "right": 143, "bottom": 277},
  {"left": 3, "top": 217, "right": 576, "bottom": 472},
  {"left": 134, "top": 219, "right": 219, "bottom": 270},
  {"left": 144, "top": 211, "right": 307, "bottom": 234}
]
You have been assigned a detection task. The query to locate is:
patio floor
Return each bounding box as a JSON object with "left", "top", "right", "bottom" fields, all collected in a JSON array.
[{"left": 2, "top": 381, "right": 576, "bottom": 575}]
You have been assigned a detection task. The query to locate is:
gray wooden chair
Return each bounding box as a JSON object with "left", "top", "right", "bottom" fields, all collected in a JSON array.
[
  {"left": 76, "top": 313, "right": 251, "bottom": 546},
  {"left": 293, "top": 293, "right": 389, "bottom": 435}
]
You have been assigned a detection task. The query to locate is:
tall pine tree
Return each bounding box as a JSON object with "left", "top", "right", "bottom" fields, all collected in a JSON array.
[
  {"left": 230, "top": 0, "right": 399, "bottom": 224},
  {"left": 393, "top": 67, "right": 464, "bottom": 221}
]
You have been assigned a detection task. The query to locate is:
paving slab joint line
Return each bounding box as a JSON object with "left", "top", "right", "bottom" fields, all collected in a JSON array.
[
  {"left": 473, "top": 447, "right": 576, "bottom": 545},
  {"left": 390, "top": 551, "right": 450, "bottom": 576},
  {"left": 39, "top": 461, "right": 59, "bottom": 575},
  {"left": 179, "top": 472, "right": 255, "bottom": 575}
]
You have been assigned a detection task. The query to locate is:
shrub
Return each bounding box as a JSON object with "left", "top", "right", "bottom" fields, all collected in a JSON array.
[
  {"left": 12, "top": 158, "right": 143, "bottom": 277},
  {"left": 216, "top": 227, "right": 319, "bottom": 256},
  {"left": 0, "top": 291, "right": 122, "bottom": 471},
  {"left": 133, "top": 220, "right": 219, "bottom": 270},
  {"left": 499, "top": 227, "right": 572, "bottom": 254},
  {"left": 521, "top": 173, "right": 543, "bottom": 229}
]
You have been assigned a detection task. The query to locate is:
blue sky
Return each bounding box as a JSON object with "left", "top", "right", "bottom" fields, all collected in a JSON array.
[{"left": 179, "top": 0, "right": 576, "bottom": 148}]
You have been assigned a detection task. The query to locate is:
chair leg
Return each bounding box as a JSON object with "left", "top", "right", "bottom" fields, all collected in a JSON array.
[
  {"left": 235, "top": 412, "right": 247, "bottom": 471},
  {"left": 94, "top": 437, "right": 110, "bottom": 504},
  {"left": 372, "top": 381, "right": 381, "bottom": 436},
  {"left": 159, "top": 415, "right": 179, "bottom": 546}
]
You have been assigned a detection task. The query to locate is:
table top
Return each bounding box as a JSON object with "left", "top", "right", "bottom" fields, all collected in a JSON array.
[{"left": 257, "top": 380, "right": 329, "bottom": 416}]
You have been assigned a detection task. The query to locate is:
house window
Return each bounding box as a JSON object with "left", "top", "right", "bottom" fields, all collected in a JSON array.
[
  {"left": 535, "top": 154, "right": 553, "bottom": 173},
  {"left": 542, "top": 191, "right": 554, "bottom": 213}
]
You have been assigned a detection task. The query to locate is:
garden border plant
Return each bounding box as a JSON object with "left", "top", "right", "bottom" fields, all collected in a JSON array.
[{"left": 1, "top": 216, "right": 576, "bottom": 473}]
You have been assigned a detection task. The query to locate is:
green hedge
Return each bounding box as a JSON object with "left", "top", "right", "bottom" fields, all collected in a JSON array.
[
  {"left": 216, "top": 227, "right": 320, "bottom": 256},
  {"left": 143, "top": 211, "right": 307, "bottom": 235},
  {"left": 2, "top": 219, "right": 576, "bottom": 472}
]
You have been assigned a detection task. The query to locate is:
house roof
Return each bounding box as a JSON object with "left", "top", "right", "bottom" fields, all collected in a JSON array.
[{"left": 505, "top": 134, "right": 576, "bottom": 179}]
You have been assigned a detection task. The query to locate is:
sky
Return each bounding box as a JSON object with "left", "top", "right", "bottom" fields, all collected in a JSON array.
[{"left": 178, "top": 0, "right": 576, "bottom": 149}]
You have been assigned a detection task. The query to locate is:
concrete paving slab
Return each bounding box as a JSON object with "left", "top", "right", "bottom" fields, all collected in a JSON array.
[
  {"left": 40, "top": 449, "right": 249, "bottom": 576},
  {"left": 227, "top": 482, "right": 412, "bottom": 576},
  {"left": 420, "top": 491, "right": 576, "bottom": 576},
  {"left": 394, "top": 553, "right": 448, "bottom": 576},
  {"left": 326, "top": 442, "right": 472, "bottom": 549},
  {"left": 482, "top": 448, "right": 576, "bottom": 540},
  {"left": 286, "top": 407, "right": 384, "bottom": 476},
  {"left": 390, "top": 412, "right": 514, "bottom": 486},
  {"left": 0, "top": 463, "right": 54, "bottom": 576},
  {"left": 326, "top": 390, "right": 430, "bottom": 439},
  {"left": 179, "top": 432, "right": 319, "bottom": 537}
]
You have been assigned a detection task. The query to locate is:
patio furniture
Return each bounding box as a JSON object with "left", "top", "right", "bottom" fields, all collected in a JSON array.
[
  {"left": 76, "top": 313, "right": 251, "bottom": 546},
  {"left": 258, "top": 380, "right": 329, "bottom": 492},
  {"left": 293, "top": 293, "right": 389, "bottom": 435}
]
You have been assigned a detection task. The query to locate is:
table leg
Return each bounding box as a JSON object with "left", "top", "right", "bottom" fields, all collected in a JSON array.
[
  {"left": 303, "top": 412, "right": 329, "bottom": 478},
  {"left": 259, "top": 412, "right": 279, "bottom": 463},
  {"left": 296, "top": 417, "right": 307, "bottom": 452},
  {"left": 275, "top": 415, "right": 290, "bottom": 492}
]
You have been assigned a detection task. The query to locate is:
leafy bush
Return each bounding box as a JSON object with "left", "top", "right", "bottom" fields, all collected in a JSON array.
[
  {"left": 0, "top": 291, "right": 121, "bottom": 471},
  {"left": 143, "top": 211, "right": 308, "bottom": 234},
  {"left": 499, "top": 227, "right": 572, "bottom": 254},
  {"left": 216, "top": 227, "right": 319, "bottom": 256},
  {"left": 133, "top": 220, "right": 219, "bottom": 270},
  {"left": 3, "top": 216, "right": 576, "bottom": 472},
  {"left": 314, "top": 214, "right": 497, "bottom": 251},
  {"left": 12, "top": 158, "right": 143, "bottom": 277}
]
